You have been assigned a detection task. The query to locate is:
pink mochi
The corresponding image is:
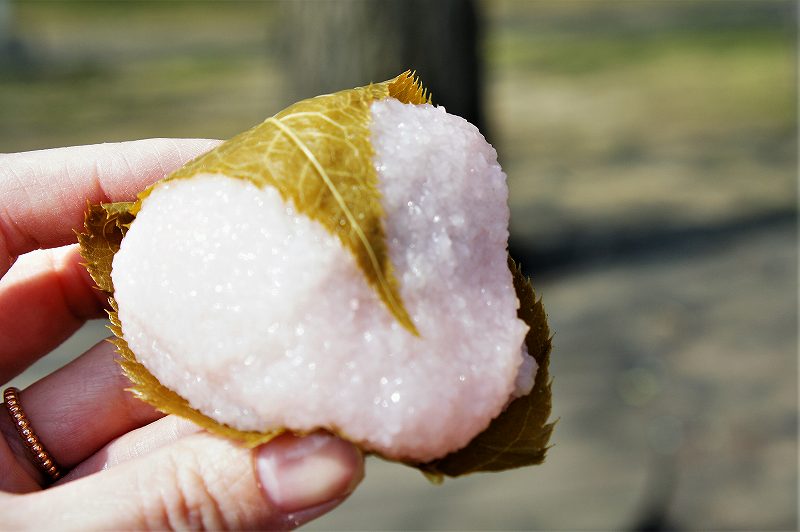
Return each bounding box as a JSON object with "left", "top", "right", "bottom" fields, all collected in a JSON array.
[{"left": 111, "top": 100, "right": 533, "bottom": 462}]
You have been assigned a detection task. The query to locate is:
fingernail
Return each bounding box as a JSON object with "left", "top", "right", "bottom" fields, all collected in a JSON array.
[{"left": 256, "top": 432, "right": 363, "bottom": 514}]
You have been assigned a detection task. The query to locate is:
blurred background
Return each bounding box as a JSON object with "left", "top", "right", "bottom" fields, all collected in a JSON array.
[{"left": 2, "top": 0, "right": 797, "bottom": 529}]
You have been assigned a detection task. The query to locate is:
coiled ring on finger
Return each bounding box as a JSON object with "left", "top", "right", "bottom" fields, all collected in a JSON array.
[{"left": 3, "top": 386, "right": 63, "bottom": 482}]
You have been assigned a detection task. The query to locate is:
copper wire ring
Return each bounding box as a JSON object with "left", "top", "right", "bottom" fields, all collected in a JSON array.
[{"left": 3, "top": 387, "right": 62, "bottom": 482}]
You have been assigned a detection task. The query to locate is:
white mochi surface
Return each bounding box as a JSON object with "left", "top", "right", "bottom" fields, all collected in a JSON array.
[{"left": 112, "top": 100, "right": 532, "bottom": 462}]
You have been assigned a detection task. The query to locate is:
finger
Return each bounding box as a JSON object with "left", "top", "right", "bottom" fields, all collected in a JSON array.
[
  {"left": 0, "top": 418, "right": 40, "bottom": 494},
  {"left": 0, "top": 138, "right": 221, "bottom": 272},
  {"left": 16, "top": 431, "right": 364, "bottom": 530},
  {"left": 0, "top": 339, "right": 162, "bottom": 489},
  {"left": 0, "top": 245, "right": 106, "bottom": 382},
  {"left": 61, "top": 416, "right": 201, "bottom": 483}
]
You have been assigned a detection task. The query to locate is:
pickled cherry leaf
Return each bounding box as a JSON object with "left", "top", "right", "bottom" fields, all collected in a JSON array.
[
  {"left": 76, "top": 201, "right": 135, "bottom": 293},
  {"left": 108, "top": 299, "right": 284, "bottom": 447},
  {"left": 76, "top": 202, "right": 278, "bottom": 445},
  {"left": 77, "top": 72, "right": 429, "bottom": 446},
  {"left": 413, "top": 258, "right": 555, "bottom": 479},
  {"left": 76, "top": 73, "right": 554, "bottom": 473},
  {"left": 135, "top": 71, "right": 429, "bottom": 335}
]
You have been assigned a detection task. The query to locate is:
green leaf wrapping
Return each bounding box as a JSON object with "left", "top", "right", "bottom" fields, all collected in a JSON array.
[
  {"left": 78, "top": 72, "right": 554, "bottom": 476},
  {"left": 136, "top": 71, "right": 428, "bottom": 335},
  {"left": 76, "top": 201, "right": 134, "bottom": 293},
  {"left": 413, "top": 258, "right": 554, "bottom": 479}
]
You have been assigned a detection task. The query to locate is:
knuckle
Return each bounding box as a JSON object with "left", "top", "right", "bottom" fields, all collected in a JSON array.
[{"left": 143, "top": 445, "right": 230, "bottom": 530}]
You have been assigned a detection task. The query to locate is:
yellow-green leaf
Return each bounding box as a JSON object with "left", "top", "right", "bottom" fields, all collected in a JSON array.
[
  {"left": 134, "top": 71, "right": 429, "bottom": 335},
  {"left": 412, "top": 258, "right": 555, "bottom": 479},
  {"left": 78, "top": 202, "right": 280, "bottom": 445},
  {"left": 76, "top": 201, "right": 135, "bottom": 293},
  {"left": 77, "top": 72, "right": 430, "bottom": 446},
  {"left": 108, "top": 298, "right": 283, "bottom": 447},
  {"left": 76, "top": 73, "right": 554, "bottom": 472}
]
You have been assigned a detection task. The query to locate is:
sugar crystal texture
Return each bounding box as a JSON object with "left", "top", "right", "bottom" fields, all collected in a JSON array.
[{"left": 112, "top": 100, "right": 533, "bottom": 462}]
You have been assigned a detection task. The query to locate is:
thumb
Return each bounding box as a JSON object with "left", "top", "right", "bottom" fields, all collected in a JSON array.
[{"left": 16, "top": 431, "right": 364, "bottom": 530}]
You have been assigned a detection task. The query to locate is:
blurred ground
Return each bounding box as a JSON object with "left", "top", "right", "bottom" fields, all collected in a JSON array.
[{"left": 2, "top": 1, "right": 797, "bottom": 530}]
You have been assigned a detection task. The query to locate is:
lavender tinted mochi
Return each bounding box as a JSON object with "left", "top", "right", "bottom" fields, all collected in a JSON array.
[{"left": 80, "top": 72, "right": 553, "bottom": 475}]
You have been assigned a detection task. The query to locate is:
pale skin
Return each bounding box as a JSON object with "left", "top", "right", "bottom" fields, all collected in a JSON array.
[{"left": 0, "top": 139, "right": 364, "bottom": 529}]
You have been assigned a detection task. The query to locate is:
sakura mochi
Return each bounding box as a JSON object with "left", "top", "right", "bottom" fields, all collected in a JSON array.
[{"left": 81, "top": 72, "right": 553, "bottom": 476}]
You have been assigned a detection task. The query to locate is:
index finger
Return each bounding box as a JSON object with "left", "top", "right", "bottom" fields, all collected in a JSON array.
[{"left": 0, "top": 138, "right": 221, "bottom": 267}]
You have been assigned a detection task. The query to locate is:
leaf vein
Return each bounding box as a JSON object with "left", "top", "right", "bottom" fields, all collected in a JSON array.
[{"left": 266, "top": 117, "right": 414, "bottom": 333}]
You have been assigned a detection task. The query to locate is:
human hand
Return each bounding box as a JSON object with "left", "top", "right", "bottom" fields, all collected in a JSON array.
[{"left": 0, "top": 140, "right": 364, "bottom": 529}]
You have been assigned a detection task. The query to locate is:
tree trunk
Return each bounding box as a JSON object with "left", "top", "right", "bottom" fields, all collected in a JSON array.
[{"left": 279, "top": 0, "right": 486, "bottom": 133}]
